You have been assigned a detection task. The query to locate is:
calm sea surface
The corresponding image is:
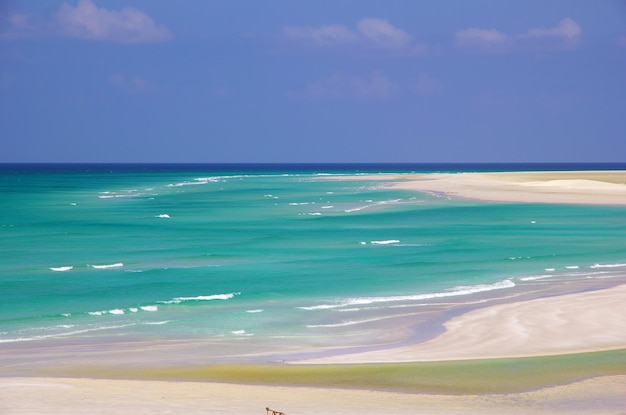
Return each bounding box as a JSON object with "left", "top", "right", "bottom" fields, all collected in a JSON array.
[{"left": 2, "top": 164, "right": 626, "bottom": 361}]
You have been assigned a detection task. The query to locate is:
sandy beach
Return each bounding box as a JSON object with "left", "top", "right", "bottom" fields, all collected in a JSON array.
[
  {"left": 327, "top": 170, "right": 626, "bottom": 205},
  {"left": 2, "top": 375, "right": 625, "bottom": 415},
  {"left": 3, "top": 170, "right": 626, "bottom": 414},
  {"left": 296, "top": 284, "right": 626, "bottom": 364}
]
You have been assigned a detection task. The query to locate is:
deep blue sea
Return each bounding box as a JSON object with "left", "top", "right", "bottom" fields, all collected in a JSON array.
[{"left": 2, "top": 164, "right": 626, "bottom": 361}]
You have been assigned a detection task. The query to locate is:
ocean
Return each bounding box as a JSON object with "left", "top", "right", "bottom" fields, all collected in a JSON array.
[{"left": 2, "top": 163, "right": 626, "bottom": 362}]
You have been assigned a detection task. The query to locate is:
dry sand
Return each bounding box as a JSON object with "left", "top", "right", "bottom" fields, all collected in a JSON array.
[
  {"left": 328, "top": 170, "right": 626, "bottom": 205},
  {"left": 2, "top": 375, "right": 625, "bottom": 415}
]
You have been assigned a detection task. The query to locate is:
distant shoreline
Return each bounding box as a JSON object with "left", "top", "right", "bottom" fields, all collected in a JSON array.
[{"left": 322, "top": 170, "right": 626, "bottom": 205}]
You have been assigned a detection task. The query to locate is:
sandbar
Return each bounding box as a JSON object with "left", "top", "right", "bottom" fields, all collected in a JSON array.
[
  {"left": 327, "top": 170, "right": 626, "bottom": 205},
  {"left": 296, "top": 284, "right": 626, "bottom": 364}
]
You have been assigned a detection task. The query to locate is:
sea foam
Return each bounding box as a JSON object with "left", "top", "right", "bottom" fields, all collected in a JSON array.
[
  {"left": 298, "top": 280, "right": 515, "bottom": 311},
  {"left": 370, "top": 240, "right": 400, "bottom": 245},
  {"left": 91, "top": 263, "right": 124, "bottom": 269},
  {"left": 160, "top": 292, "right": 240, "bottom": 304},
  {"left": 50, "top": 266, "right": 73, "bottom": 272},
  {"left": 591, "top": 263, "right": 626, "bottom": 269}
]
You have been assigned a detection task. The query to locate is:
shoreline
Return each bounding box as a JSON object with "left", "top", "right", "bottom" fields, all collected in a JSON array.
[
  {"left": 323, "top": 170, "right": 626, "bottom": 205},
  {"left": 294, "top": 284, "right": 626, "bottom": 364}
]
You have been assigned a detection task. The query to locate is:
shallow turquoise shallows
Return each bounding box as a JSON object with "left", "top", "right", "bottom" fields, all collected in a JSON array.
[{"left": 1, "top": 164, "right": 625, "bottom": 357}]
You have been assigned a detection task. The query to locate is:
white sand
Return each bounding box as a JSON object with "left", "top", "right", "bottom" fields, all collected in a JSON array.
[
  {"left": 297, "top": 284, "right": 626, "bottom": 364},
  {"left": 394, "top": 171, "right": 626, "bottom": 205},
  {"left": 326, "top": 171, "right": 626, "bottom": 205},
  {"left": 1, "top": 375, "right": 625, "bottom": 415}
]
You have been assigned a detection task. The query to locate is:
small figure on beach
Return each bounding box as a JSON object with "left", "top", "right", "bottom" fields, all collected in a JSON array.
[{"left": 266, "top": 406, "right": 286, "bottom": 415}]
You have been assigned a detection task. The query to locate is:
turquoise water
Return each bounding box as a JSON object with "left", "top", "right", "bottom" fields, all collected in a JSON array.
[{"left": 1, "top": 164, "right": 626, "bottom": 359}]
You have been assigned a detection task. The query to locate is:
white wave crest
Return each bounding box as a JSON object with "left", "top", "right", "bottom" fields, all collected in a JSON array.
[
  {"left": 91, "top": 263, "right": 124, "bottom": 269},
  {"left": 519, "top": 274, "right": 554, "bottom": 281},
  {"left": 156, "top": 214, "right": 170, "bottom": 219},
  {"left": 246, "top": 309, "right": 264, "bottom": 313},
  {"left": 591, "top": 263, "right": 626, "bottom": 269},
  {"left": 0, "top": 323, "right": 138, "bottom": 343},
  {"left": 140, "top": 305, "right": 158, "bottom": 312},
  {"left": 50, "top": 266, "right": 73, "bottom": 272},
  {"left": 298, "top": 280, "right": 515, "bottom": 311},
  {"left": 370, "top": 240, "right": 400, "bottom": 245},
  {"left": 161, "top": 292, "right": 240, "bottom": 304}
]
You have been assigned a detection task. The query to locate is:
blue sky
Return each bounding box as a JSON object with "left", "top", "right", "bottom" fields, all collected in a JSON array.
[{"left": 1, "top": 1, "right": 625, "bottom": 163}]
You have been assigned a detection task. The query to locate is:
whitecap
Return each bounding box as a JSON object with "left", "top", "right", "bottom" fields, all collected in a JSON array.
[
  {"left": 246, "top": 309, "right": 264, "bottom": 313},
  {"left": 565, "top": 265, "right": 579, "bottom": 270},
  {"left": 306, "top": 317, "right": 388, "bottom": 328},
  {"left": 231, "top": 329, "right": 254, "bottom": 336},
  {"left": 50, "top": 266, "right": 73, "bottom": 272},
  {"left": 108, "top": 309, "right": 125, "bottom": 315},
  {"left": 156, "top": 214, "right": 170, "bottom": 219},
  {"left": 144, "top": 321, "right": 171, "bottom": 325},
  {"left": 129, "top": 308, "right": 139, "bottom": 313},
  {"left": 298, "top": 280, "right": 515, "bottom": 311},
  {"left": 519, "top": 274, "right": 554, "bottom": 281},
  {"left": 90, "top": 263, "right": 124, "bottom": 269},
  {"left": 140, "top": 305, "right": 158, "bottom": 312},
  {"left": 0, "top": 323, "right": 139, "bottom": 343},
  {"left": 370, "top": 240, "right": 400, "bottom": 245},
  {"left": 161, "top": 292, "right": 240, "bottom": 304},
  {"left": 590, "top": 263, "right": 626, "bottom": 269}
]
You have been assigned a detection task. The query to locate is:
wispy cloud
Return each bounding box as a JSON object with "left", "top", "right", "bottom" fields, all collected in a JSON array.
[
  {"left": 287, "top": 72, "right": 399, "bottom": 102},
  {"left": 523, "top": 18, "right": 581, "bottom": 41},
  {"left": 2, "top": 0, "right": 171, "bottom": 44},
  {"left": 455, "top": 28, "right": 510, "bottom": 53},
  {"left": 283, "top": 18, "right": 428, "bottom": 56},
  {"left": 57, "top": 0, "right": 171, "bottom": 43},
  {"left": 456, "top": 18, "right": 582, "bottom": 53},
  {"left": 356, "top": 18, "right": 412, "bottom": 50}
]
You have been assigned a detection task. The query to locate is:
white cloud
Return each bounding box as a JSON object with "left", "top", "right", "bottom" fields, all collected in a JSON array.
[
  {"left": 56, "top": 0, "right": 171, "bottom": 43},
  {"left": 283, "top": 18, "right": 426, "bottom": 56},
  {"left": 523, "top": 18, "right": 582, "bottom": 42},
  {"left": 456, "top": 18, "right": 582, "bottom": 53},
  {"left": 2, "top": 1, "right": 171, "bottom": 43},
  {"left": 288, "top": 72, "right": 398, "bottom": 102},
  {"left": 455, "top": 28, "right": 510, "bottom": 52},
  {"left": 356, "top": 18, "right": 412, "bottom": 50}
]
